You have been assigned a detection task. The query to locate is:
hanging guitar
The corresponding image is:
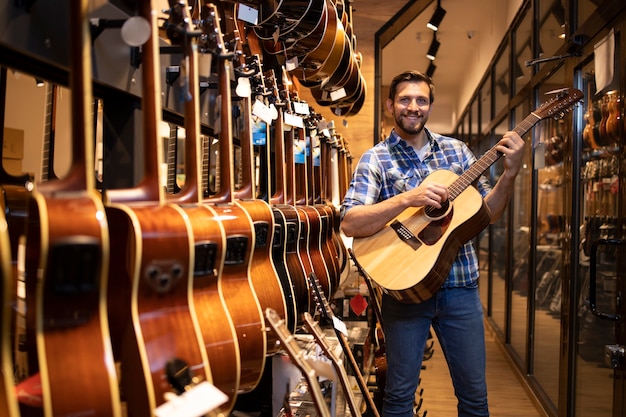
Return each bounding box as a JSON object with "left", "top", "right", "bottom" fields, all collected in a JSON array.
[
  {"left": 0, "top": 210, "right": 18, "bottom": 417},
  {"left": 351, "top": 88, "right": 583, "bottom": 304},
  {"left": 19, "top": 0, "right": 123, "bottom": 415},
  {"left": 200, "top": 1, "right": 267, "bottom": 393},
  {"left": 163, "top": 0, "right": 241, "bottom": 412},
  {"left": 227, "top": 12, "right": 292, "bottom": 354},
  {"left": 104, "top": 1, "right": 213, "bottom": 415},
  {"left": 266, "top": 69, "right": 312, "bottom": 320}
]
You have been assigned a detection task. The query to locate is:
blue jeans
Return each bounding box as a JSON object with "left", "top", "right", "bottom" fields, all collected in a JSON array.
[{"left": 381, "top": 285, "right": 489, "bottom": 417}]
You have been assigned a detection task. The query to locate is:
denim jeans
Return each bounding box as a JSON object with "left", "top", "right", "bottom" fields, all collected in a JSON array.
[{"left": 381, "top": 285, "right": 489, "bottom": 417}]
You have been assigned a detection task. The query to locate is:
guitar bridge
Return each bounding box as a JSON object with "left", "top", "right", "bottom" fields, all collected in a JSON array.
[{"left": 390, "top": 220, "right": 422, "bottom": 250}]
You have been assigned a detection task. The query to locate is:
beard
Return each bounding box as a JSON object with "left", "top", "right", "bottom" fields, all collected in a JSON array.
[{"left": 394, "top": 110, "right": 427, "bottom": 136}]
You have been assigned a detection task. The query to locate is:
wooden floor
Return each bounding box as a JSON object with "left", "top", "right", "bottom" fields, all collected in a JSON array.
[{"left": 415, "top": 323, "right": 546, "bottom": 417}]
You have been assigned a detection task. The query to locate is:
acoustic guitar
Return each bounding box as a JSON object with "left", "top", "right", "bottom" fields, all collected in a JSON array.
[
  {"left": 220, "top": 10, "right": 292, "bottom": 356},
  {"left": 291, "top": 116, "right": 332, "bottom": 301},
  {"left": 19, "top": 1, "right": 123, "bottom": 415},
  {"left": 104, "top": 1, "right": 212, "bottom": 415},
  {"left": 351, "top": 89, "right": 583, "bottom": 303},
  {"left": 201, "top": 1, "right": 267, "bottom": 393},
  {"left": 266, "top": 70, "right": 312, "bottom": 320},
  {"left": 0, "top": 210, "right": 18, "bottom": 417},
  {"left": 163, "top": 1, "right": 241, "bottom": 412}
]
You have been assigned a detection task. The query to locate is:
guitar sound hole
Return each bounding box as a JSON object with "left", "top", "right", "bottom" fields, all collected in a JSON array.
[
  {"left": 424, "top": 199, "right": 451, "bottom": 220},
  {"left": 194, "top": 242, "right": 218, "bottom": 276}
]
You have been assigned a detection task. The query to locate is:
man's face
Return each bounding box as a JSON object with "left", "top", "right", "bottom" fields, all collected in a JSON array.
[{"left": 387, "top": 80, "right": 432, "bottom": 136}]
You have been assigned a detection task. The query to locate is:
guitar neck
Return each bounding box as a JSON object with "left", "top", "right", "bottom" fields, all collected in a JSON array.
[
  {"left": 303, "top": 312, "right": 362, "bottom": 417},
  {"left": 308, "top": 273, "right": 381, "bottom": 417},
  {"left": 265, "top": 308, "right": 331, "bottom": 417}
]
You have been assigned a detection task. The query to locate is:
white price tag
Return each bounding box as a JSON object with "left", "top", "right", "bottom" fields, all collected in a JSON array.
[
  {"left": 332, "top": 315, "right": 348, "bottom": 337},
  {"left": 292, "top": 101, "right": 310, "bottom": 115},
  {"left": 252, "top": 99, "right": 275, "bottom": 125},
  {"left": 284, "top": 112, "right": 304, "bottom": 128},
  {"left": 154, "top": 381, "right": 229, "bottom": 417}
]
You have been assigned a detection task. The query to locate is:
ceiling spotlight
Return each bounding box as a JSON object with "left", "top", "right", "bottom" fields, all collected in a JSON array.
[
  {"left": 426, "top": 36, "right": 440, "bottom": 61},
  {"left": 426, "top": 62, "right": 436, "bottom": 78},
  {"left": 426, "top": 0, "right": 446, "bottom": 31},
  {"left": 35, "top": 78, "right": 45, "bottom": 87}
]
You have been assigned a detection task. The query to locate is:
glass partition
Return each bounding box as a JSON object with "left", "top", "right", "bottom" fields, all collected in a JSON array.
[
  {"left": 514, "top": 8, "right": 532, "bottom": 95},
  {"left": 533, "top": 64, "right": 568, "bottom": 408},
  {"left": 509, "top": 99, "right": 533, "bottom": 365},
  {"left": 494, "top": 44, "right": 511, "bottom": 115},
  {"left": 489, "top": 118, "right": 511, "bottom": 336}
]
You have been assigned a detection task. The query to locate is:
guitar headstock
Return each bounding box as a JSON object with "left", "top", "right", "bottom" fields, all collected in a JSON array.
[
  {"left": 196, "top": 2, "right": 226, "bottom": 57},
  {"left": 534, "top": 88, "right": 584, "bottom": 121},
  {"left": 307, "top": 273, "right": 335, "bottom": 324}
]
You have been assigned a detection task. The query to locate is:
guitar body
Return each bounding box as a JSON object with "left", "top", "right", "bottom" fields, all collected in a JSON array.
[
  {"left": 314, "top": 204, "right": 340, "bottom": 293},
  {"left": 0, "top": 210, "right": 19, "bottom": 417},
  {"left": 106, "top": 203, "right": 210, "bottom": 417},
  {"left": 270, "top": 208, "right": 298, "bottom": 333},
  {"left": 351, "top": 169, "right": 491, "bottom": 303},
  {"left": 23, "top": 190, "right": 121, "bottom": 417},
  {"left": 183, "top": 203, "right": 241, "bottom": 413},
  {"left": 235, "top": 198, "right": 289, "bottom": 354},
  {"left": 209, "top": 202, "right": 267, "bottom": 393},
  {"left": 274, "top": 204, "right": 311, "bottom": 318},
  {"left": 297, "top": 205, "right": 331, "bottom": 300}
]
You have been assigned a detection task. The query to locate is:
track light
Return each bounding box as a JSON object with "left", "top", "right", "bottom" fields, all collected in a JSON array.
[
  {"left": 426, "top": 0, "right": 446, "bottom": 31},
  {"left": 426, "top": 36, "right": 440, "bottom": 61},
  {"left": 426, "top": 62, "right": 436, "bottom": 78}
]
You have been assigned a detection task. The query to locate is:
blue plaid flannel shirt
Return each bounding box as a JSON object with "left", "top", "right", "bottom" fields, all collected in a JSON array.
[{"left": 341, "top": 129, "right": 492, "bottom": 288}]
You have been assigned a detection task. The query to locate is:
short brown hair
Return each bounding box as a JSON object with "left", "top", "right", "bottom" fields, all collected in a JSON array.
[{"left": 388, "top": 70, "right": 435, "bottom": 104}]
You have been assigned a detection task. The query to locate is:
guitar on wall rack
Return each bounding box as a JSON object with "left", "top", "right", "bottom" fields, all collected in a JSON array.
[
  {"left": 265, "top": 307, "right": 332, "bottom": 417},
  {"left": 200, "top": 1, "right": 267, "bottom": 394},
  {"left": 227, "top": 13, "right": 291, "bottom": 355},
  {"left": 19, "top": 0, "right": 123, "bottom": 415},
  {"left": 103, "top": 1, "right": 213, "bottom": 415},
  {"left": 163, "top": 0, "right": 241, "bottom": 413},
  {"left": 266, "top": 69, "right": 312, "bottom": 320},
  {"left": 0, "top": 210, "right": 18, "bottom": 417},
  {"left": 351, "top": 88, "right": 584, "bottom": 304},
  {"left": 308, "top": 273, "right": 381, "bottom": 417}
]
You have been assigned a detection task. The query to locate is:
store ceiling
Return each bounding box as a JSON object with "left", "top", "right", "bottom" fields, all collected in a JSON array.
[{"left": 363, "top": 0, "right": 514, "bottom": 134}]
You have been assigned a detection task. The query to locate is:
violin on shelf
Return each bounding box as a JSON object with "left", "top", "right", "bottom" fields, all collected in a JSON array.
[
  {"left": 605, "top": 90, "right": 621, "bottom": 144},
  {"left": 582, "top": 74, "right": 601, "bottom": 150}
]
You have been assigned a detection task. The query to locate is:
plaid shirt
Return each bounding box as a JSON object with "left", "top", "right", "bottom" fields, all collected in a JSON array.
[{"left": 342, "top": 129, "right": 492, "bottom": 288}]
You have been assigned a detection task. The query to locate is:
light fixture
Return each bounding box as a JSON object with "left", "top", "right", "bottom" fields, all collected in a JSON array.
[
  {"left": 35, "top": 78, "right": 44, "bottom": 87},
  {"left": 426, "top": 62, "right": 436, "bottom": 78},
  {"left": 426, "top": 36, "right": 440, "bottom": 61},
  {"left": 426, "top": 0, "right": 446, "bottom": 31}
]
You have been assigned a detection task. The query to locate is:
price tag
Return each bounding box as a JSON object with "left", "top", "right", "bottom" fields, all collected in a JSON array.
[{"left": 154, "top": 381, "right": 229, "bottom": 417}]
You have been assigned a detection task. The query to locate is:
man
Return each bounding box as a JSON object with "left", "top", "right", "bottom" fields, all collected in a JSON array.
[{"left": 340, "top": 70, "right": 525, "bottom": 417}]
